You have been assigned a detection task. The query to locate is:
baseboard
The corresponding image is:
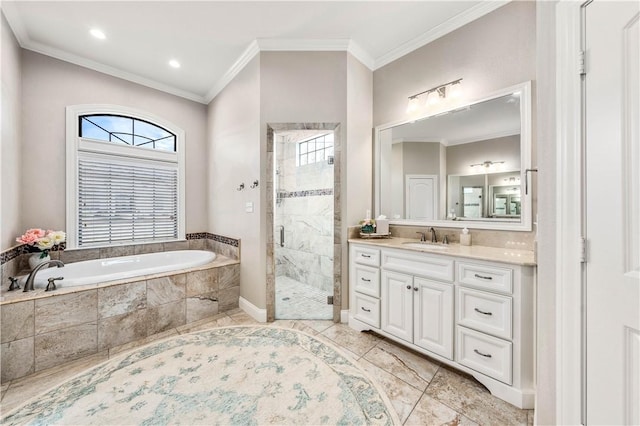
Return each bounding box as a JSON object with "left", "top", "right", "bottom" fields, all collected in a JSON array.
[
  {"left": 340, "top": 310, "right": 349, "bottom": 323},
  {"left": 239, "top": 296, "right": 267, "bottom": 323}
]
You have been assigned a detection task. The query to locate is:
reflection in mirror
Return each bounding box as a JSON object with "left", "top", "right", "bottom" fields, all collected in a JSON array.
[{"left": 375, "top": 81, "right": 532, "bottom": 231}]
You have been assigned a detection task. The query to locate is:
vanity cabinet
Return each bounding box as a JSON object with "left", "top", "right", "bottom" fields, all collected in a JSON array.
[{"left": 349, "top": 242, "right": 535, "bottom": 409}]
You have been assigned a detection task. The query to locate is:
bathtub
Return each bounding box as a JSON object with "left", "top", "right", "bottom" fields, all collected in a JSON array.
[{"left": 28, "top": 250, "right": 216, "bottom": 289}]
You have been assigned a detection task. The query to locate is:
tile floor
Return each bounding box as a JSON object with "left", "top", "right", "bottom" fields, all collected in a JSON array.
[
  {"left": 0, "top": 310, "right": 534, "bottom": 425},
  {"left": 275, "top": 275, "right": 333, "bottom": 320}
]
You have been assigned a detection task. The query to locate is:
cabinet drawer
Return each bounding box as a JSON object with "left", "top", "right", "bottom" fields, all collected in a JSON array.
[
  {"left": 382, "top": 249, "right": 454, "bottom": 282},
  {"left": 457, "top": 287, "right": 513, "bottom": 340},
  {"left": 353, "top": 292, "right": 380, "bottom": 328},
  {"left": 353, "top": 264, "right": 380, "bottom": 297},
  {"left": 353, "top": 246, "right": 380, "bottom": 267},
  {"left": 456, "top": 326, "right": 512, "bottom": 385},
  {"left": 457, "top": 262, "right": 513, "bottom": 294}
]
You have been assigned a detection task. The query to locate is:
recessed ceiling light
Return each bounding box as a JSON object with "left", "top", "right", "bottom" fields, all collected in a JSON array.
[
  {"left": 169, "top": 60, "right": 181, "bottom": 69},
  {"left": 90, "top": 28, "right": 106, "bottom": 40}
]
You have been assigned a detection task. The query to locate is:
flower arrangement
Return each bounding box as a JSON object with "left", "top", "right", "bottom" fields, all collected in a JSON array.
[
  {"left": 359, "top": 218, "right": 376, "bottom": 234},
  {"left": 17, "top": 228, "right": 66, "bottom": 259}
]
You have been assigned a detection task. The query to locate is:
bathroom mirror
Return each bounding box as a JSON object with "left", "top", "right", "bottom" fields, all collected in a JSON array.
[{"left": 374, "top": 81, "right": 532, "bottom": 231}]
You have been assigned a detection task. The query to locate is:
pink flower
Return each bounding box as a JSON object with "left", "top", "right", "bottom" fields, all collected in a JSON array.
[
  {"left": 16, "top": 232, "right": 41, "bottom": 245},
  {"left": 26, "top": 228, "right": 45, "bottom": 238}
]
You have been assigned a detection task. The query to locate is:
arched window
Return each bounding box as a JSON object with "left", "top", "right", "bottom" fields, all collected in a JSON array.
[{"left": 66, "top": 105, "right": 185, "bottom": 249}]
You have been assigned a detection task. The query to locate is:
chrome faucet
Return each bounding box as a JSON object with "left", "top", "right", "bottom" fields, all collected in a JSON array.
[
  {"left": 429, "top": 227, "right": 438, "bottom": 243},
  {"left": 416, "top": 231, "right": 427, "bottom": 242},
  {"left": 23, "top": 260, "right": 64, "bottom": 292}
]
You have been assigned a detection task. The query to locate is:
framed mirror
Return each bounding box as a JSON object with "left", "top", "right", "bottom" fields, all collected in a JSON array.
[{"left": 374, "top": 81, "right": 532, "bottom": 231}]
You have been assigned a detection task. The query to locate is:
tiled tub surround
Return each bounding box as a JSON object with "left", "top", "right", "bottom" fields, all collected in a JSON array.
[
  {"left": 0, "top": 254, "right": 240, "bottom": 382},
  {"left": 0, "top": 233, "right": 240, "bottom": 287}
]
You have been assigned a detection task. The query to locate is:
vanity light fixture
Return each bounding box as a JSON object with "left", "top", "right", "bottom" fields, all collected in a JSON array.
[
  {"left": 470, "top": 160, "right": 505, "bottom": 168},
  {"left": 406, "top": 78, "right": 463, "bottom": 113}
]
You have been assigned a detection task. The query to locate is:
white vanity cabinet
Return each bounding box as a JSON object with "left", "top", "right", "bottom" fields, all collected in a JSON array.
[{"left": 349, "top": 242, "right": 535, "bottom": 409}]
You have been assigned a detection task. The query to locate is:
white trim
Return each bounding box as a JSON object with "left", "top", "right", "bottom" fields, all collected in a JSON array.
[
  {"left": 374, "top": 1, "right": 510, "bottom": 69},
  {"left": 340, "top": 310, "right": 349, "bottom": 324},
  {"left": 555, "top": 1, "right": 585, "bottom": 424},
  {"left": 239, "top": 296, "right": 267, "bottom": 323},
  {"left": 347, "top": 40, "right": 376, "bottom": 70},
  {"left": 257, "top": 38, "right": 351, "bottom": 51},
  {"left": 65, "top": 104, "right": 186, "bottom": 249},
  {"left": 204, "top": 40, "right": 260, "bottom": 103}
]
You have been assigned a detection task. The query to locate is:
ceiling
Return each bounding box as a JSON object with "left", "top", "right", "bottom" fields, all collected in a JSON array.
[{"left": 2, "top": 1, "right": 508, "bottom": 104}]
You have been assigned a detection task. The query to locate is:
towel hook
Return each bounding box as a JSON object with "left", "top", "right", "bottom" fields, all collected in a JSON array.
[
  {"left": 237, "top": 183, "right": 245, "bottom": 191},
  {"left": 250, "top": 180, "right": 259, "bottom": 189}
]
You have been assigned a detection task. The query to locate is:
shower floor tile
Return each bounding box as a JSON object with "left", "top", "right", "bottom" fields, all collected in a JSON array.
[{"left": 275, "top": 276, "right": 333, "bottom": 320}]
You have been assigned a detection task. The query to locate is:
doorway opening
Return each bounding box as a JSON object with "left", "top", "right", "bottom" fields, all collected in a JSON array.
[{"left": 266, "top": 123, "right": 341, "bottom": 322}]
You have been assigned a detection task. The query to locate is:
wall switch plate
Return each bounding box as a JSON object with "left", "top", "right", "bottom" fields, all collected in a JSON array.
[{"left": 245, "top": 202, "right": 254, "bottom": 213}]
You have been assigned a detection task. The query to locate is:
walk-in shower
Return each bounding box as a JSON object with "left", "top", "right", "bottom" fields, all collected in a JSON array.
[{"left": 273, "top": 130, "right": 334, "bottom": 320}]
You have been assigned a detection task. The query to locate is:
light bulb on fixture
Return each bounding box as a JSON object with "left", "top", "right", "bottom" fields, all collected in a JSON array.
[
  {"left": 427, "top": 90, "right": 441, "bottom": 106},
  {"left": 449, "top": 80, "right": 463, "bottom": 98},
  {"left": 406, "top": 97, "right": 420, "bottom": 113}
]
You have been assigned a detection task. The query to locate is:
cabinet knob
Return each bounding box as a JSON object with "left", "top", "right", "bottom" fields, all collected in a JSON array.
[
  {"left": 413, "top": 287, "right": 419, "bottom": 291},
  {"left": 406, "top": 285, "right": 412, "bottom": 290}
]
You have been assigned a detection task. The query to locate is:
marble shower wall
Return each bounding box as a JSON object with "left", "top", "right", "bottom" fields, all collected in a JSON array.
[{"left": 275, "top": 135, "right": 334, "bottom": 293}]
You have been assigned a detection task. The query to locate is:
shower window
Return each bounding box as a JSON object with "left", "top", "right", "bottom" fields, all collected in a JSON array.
[
  {"left": 297, "top": 133, "right": 334, "bottom": 166},
  {"left": 66, "top": 105, "right": 185, "bottom": 249}
]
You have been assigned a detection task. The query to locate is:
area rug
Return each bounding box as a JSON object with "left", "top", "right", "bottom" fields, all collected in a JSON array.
[{"left": 2, "top": 326, "right": 400, "bottom": 425}]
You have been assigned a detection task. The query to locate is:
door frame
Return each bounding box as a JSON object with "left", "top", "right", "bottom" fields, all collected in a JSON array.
[
  {"left": 265, "top": 123, "right": 341, "bottom": 323},
  {"left": 405, "top": 174, "right": 438, "bottom": 220},
  {"left": 555, "top": 1, "right": 590, "bottom": 424}
]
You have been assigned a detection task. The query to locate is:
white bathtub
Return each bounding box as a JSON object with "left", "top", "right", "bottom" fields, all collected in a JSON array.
[{"left": 29, "top": 250, "right": 216, "bottom": 289}]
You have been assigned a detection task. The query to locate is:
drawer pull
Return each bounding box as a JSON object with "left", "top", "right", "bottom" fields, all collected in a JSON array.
[
  {"left": 361, "top": 278, "right": 371, "bottom": 282},
  {"left": 361, "top": 254, "right": 372, "bottom": 258},
  {"left": 474, "top": 307, "right": 493, "bottom": 316},
  {"left": 474, "top": 273, "right": 493, "bottom": 280},
  {"left": 361, "top": 307, "right": 371, "bottom": 312},
  {"left": 474, "top": 349, "right": 492, "bottom": 358}
]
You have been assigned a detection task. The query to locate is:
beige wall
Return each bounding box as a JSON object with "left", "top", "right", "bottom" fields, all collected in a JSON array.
[
  {"left": 345, "top": 53, "right": 373, "bottom": 309},
  {"left": 206, "top": 55, "right": 262, "bottom": 308},
  {"left": 19, "top": 51, "right": 208, "bottom": 236},
  {"left": 373, "top": 1, "right": 536, "bottom": 127},
  {"left": 1, "top": 13, "right": 23, "bottom": 250}
]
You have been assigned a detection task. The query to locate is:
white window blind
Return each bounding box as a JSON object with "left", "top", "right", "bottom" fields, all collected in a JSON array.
[{"left": 78, "top": 154, "right": 178, "bottom": 246}]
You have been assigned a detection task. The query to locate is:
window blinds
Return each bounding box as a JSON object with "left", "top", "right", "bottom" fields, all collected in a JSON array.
[{"left": 78, "top": 154, "right": 178, "bottom": 246}]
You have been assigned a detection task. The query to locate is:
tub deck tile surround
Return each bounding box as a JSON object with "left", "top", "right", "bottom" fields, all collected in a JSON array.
[
  {"left": 35, "top": 291, "right": 98, "bottom": 335},
  {"left": 0, "top": 255, "right": 240, "bottom": 382},
  {"left": 97, "top": 281, "right": 147, "bottom": 319},
  {"left": 146, "top": 274, "right": 186, "bottom": 306},
  {"left": 0, "top": 300, "right": 34, "bottom": 343},
  {"left": 34, "top": 322, "right": 98, "bottom": 371}
]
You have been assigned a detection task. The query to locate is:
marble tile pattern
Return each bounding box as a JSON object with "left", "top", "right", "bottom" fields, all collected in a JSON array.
[
  {"left": 1, "top": 314, "right": 534, "bottom": 424},
  {"left": 0, "top": 259, "right": 240, "bottom": 382}
]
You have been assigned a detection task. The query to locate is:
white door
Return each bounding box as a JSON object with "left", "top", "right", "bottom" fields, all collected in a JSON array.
[
  {"left": 381, "top": 270, "right": 413, "bottom": 343},
  {"left": 585, "top": 2, "right": 639, "bottom": 424},
  {"left": 413, "top": 277, "right": 454, "bottom": 359},
  {"left": 406, "top": 175, "right": 438, "bottom": 220}
]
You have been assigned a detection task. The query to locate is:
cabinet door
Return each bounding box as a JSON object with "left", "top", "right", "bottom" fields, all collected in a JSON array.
[
  {"left": 413, "top": 277, "right": 454, "bottom": 359},
  {"left": 381, "top": 270, "right": 413, "bottom": 343}
]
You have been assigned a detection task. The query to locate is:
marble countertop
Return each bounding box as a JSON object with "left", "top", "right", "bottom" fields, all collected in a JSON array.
[{"left": 348, "top": 237, "right": 536, "bottom": 266}]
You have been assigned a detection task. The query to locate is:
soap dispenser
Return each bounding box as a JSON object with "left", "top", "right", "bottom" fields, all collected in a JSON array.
[{"left": 460, "top": 227, "right": 472, "bottom": 246}]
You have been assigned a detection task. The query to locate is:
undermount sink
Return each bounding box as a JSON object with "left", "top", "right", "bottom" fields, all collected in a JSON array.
[{"left": 401, "top": 242, "right": 450, "bottom": 250}]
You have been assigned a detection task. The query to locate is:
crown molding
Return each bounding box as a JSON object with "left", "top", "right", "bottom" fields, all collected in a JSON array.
[
  {"left": 374, "top": 0, "right": 510, "bottom": 69},
  {"left": 204, "top": 40, "right": 260, "bottom": 103}
]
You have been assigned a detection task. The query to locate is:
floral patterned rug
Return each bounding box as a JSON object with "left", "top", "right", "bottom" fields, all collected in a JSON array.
[{"left": 2, "top": 326, "right": 399, "bottom": 425}]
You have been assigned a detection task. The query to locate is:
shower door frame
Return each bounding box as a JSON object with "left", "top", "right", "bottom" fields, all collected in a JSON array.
[{"left": 266, "top": 123, "right": 341, "bottom": 322}]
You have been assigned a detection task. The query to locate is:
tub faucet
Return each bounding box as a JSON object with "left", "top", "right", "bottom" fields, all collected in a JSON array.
[
  {"left": 23, "top": 260, "right": 64, "bottom": 292},
  {"left": 429, "top": 227, "right": 438, "bottom": 243}
]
